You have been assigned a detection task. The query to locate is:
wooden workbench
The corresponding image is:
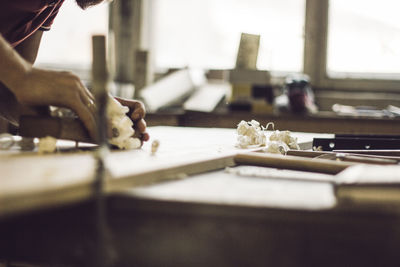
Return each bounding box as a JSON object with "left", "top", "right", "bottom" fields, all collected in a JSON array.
[
  {"left": 0, "top": 126, "right": 326, "bottom": 218},
  {"left": 1, "top": 126, "right": 400, "bottom": 266}
]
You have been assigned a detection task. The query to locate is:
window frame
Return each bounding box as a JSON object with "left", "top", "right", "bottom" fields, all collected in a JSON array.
[{"left": 304, "top": 0, "right": 400, "bottom": 92}]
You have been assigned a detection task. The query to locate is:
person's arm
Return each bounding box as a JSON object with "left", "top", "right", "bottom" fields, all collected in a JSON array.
[
  {"left": 0, "top": 33, "right": 97, "bottom": 139},
  {"left": 0, "top": 31, "right": 43, "bottom": 125},
  {"left": 0, "top": 31, "right": 50, "bottom": 126},
  {"left": 0, "top": 33, "right": 149, "bottom": 144}
]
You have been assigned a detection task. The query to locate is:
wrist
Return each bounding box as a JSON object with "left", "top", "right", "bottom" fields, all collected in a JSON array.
[{"left": 7, "top": 63, "right": 33, "bottom": 95}]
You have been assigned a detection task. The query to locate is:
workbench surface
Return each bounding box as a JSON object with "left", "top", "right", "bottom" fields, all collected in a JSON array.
[
  {"left": 0, "top": 126, "right": 332, "bottom": 218},
  {"left": 2, "top": 127, "right": 400, "bottom": 266}
]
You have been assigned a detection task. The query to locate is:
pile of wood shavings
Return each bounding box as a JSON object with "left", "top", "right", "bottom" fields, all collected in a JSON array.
[
  {"left": 107, "top": 96, "right": 141, "bottom": 150},
  {"left": 236, "top": 120, "right": 299, "bottom": 154}
]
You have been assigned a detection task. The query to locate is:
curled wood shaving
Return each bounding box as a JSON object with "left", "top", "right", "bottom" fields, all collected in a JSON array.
[
  {"left": 236, "top": 120, "right": 299, "bottom": 154},
  {"left": 107, "top": 97, "right": 141, "bottom": 150}
]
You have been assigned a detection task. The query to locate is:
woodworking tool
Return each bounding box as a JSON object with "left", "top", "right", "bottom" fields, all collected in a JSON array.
[
  {"left": 19, "top": 115, "right": 92, "bottom": 143},
  {"left": 287, "top": 150, "right": 400, "bottom": 164},
  {"left": 313, "top": 134, "right": 400, "bottom": 151},
  {"left": 234, "top": 152, "right": 354, "bottom": 175}
]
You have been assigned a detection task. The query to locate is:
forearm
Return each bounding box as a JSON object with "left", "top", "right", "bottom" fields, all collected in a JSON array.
[
  {"left": 0, "top": 82, "right": 20, "bottom": 125},
  {"left": 0, "top": 34, "right": 25, "bottom": 124},
  {"left": 0, "top": 33, "right": 48, "bottom": 124},
  {"left": 0, "top": 34, "right": 31, "bottom": 96}
]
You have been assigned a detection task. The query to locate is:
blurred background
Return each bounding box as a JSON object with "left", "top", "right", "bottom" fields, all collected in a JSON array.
[{"left": 33, "top": 0, "right": 400, "bottom": 119}]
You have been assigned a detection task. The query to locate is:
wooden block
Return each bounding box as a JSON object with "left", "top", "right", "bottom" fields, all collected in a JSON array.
[
  {"left": 229, "top": 69, "right": 270, "bottom": 84},
  {"left": 236, "top": 33, "right": 260, "bottom": 70},
  {"left": 230, "top": 84, "right": 252, "bottom": 101},
  {"left": 19, "top": 116, "right": 92, "bottom": 143},
  {"left": 140, "top": 69, "right": 200, "bottom": 112},
  {"left": 252, "top": 99, "right": 274, "bottom": 114},
  {"left": 183, "top": 83, "right": 229, "bottom": 113}
]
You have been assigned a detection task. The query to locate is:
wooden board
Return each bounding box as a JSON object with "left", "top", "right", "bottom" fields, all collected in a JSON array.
[
  {"left": 0, "top": 127, "right": 326, "bottom": 218},
  {"left": 124, "top": 166, "right": 336, "bottom": 211}
]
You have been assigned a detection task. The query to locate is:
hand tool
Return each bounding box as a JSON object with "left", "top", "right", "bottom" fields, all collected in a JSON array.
[{"left": 19, "top": 115, "right": 92, "bottom": 143}]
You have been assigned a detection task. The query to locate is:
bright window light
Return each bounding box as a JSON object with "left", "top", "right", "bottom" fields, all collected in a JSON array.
[
  {"left": 35, "top": 1, "right": 109, "bottom": 70},
  {"left": 328, "top": 0, "right": 400, "bottom": 78},
  {"left": 150, "top": 0, "right": 305, "bottom": 72}
]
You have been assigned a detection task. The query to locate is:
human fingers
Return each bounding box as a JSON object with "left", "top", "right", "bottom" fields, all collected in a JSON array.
[
  {"left": 78, "top": 86, "right": 96, "bottom": 114},
  {"left": 83, "top": 87, "right": 95, "bottom": 103},
  {"left": 71, "top": 94, "right": 97, "bottom": 141},
  {"left": 141, "top": 132, "right": 150, "bottom": 142},
  {"left": 115, "top": 97, "right": 146, "bottom": 121},
  {"left": 135, "top": 118, "right": 147, "bottom": 134},
  {"left": 63, "top": 73, "right": 97, "bottom": 141},
  {"left": 133, "top": 119, "right": 149, "bottom": 143},
  {"left": 133, "top": 130, "right": 149, "bottom": 147},
  {"left": 70, "top": 76, "right": 95, "bottom": 103},
  {"left": 130, "top": 101, "right": 146, "bottom": 121},
  {"left": 78, "top": 104, "right": 97, "bottom": 142}
]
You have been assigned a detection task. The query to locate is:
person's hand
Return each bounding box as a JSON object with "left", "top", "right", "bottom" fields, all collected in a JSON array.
[
  {"left": 13, "top": 67, "right": 97, "bottom": 140},
  {"left": 114, "top": 97, "right": 150, "bottom": 145}
]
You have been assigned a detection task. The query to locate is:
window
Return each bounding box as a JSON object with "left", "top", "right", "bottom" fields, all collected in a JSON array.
[
  {"left": 35, "top": 0, "right": 400, "bottom": 92},
  {"left": 35, "top": 1, "right": 109, "bottom": 74},
  {"left": 304, "top": 0, "right": 400, "bottom": 91},
  {"left": 149, "top": 0, "right": 306, "bottom": 73},
  {"left": 328, "top": 0, "right": 400, "bottom": 79}
]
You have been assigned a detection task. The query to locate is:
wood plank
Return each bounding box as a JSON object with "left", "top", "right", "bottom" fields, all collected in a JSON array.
[
  {"left": 0, "top": 153, "right": 96, "bottom": 217},
  {"left": 0, "top": 127, "right": 234, "bottom": 217},
  {"left": 0, "top": 127, "right": 321, "bottom": 218},
  {"left": 125, "top": 167, "right": 336, "bottom": 211}
]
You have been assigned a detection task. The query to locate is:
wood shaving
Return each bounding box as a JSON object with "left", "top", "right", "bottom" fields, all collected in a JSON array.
[
  {"left": 236, "top": 120, "right": 266, "bottom": 148},
  {"left": 264, "top": 141, "right": 289, "bottom": 154},
  {"left": 236, "top": 120, "right": 299, "bottom": 154},
  {"left": 269, "top": 130, "right": 300, "bottom": 150},
  {"left": 151, "top": 140, "right": 160, "bottom": 155},
  {"left": 107, "top": 96, "right": 141, "bottom": 150},
  {"left": 38, "top": 136, "right": 57, "bottom": 154}
]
